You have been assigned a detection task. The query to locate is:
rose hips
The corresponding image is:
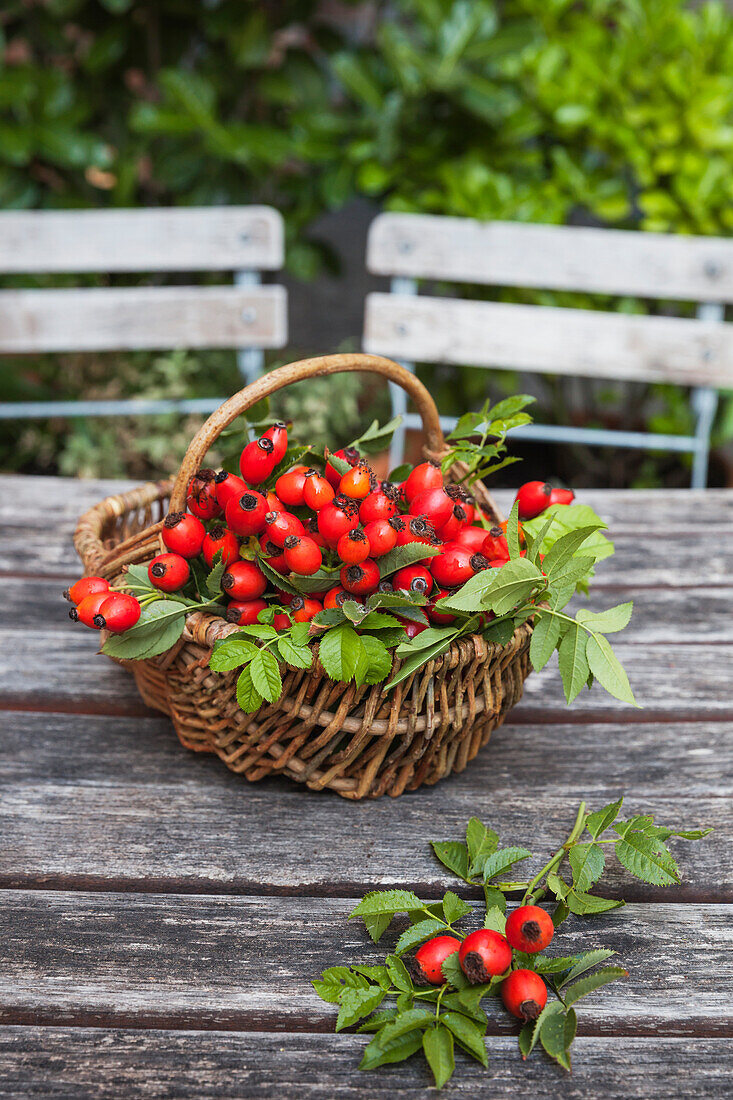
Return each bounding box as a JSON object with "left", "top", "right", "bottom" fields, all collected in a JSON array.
[
  {"left": 325, "top": 446, "right": 360, "bottom": 488},
  {"left": 359, "top": 489, "right": 398, "bottom": 524},
  {"left": 202, "top": 526, "right": 240, "bottom": 569},
  {"left": 225, "top": 491, "right": 268, "bottom": 537},
  {"left": 482, "top": 526, "right": 510, "bottom": 561},
  {"left": 459, "top": 929, "right": 512, "bottom": 984},
  {"left": 515, "top": 481, "right": 552, "bottom": 520},
  {"left": 454, "top": 525, "right": 492, "bottom": 552},
  {"left": 303, "top": 471, "right": 335, "bottom": 512},
  {"left": 283, "top": 534, "right": 322, "bottom": 576},
  {"left": 437, "top": 503, "right": 468, "bottom": 541},
  {"left": 214, "top": 471, "right": 248, "bottom": 511},
  {"left": 221, "top": 559, "right": 267, "bottom": 600},
  {"left": 501, "top": 969, "right": 548, "bottom": 1021},
  {"left": 430, "top": 543, "right": 488, "bottom": 588},
  {"left": 427, "top": 587, "right": 455, "bottom": 624},
  {"left": 289, "top": 596, "right": 323, "bottom": 623},
  {"left": 148, "top": 552, "right": 190, "bottom": 592},
  {"left": 94, "top": 592, "right": 141, "bottom": 633},
  {"left": 275, "top": 465, "right": 309, "bottom": 507},
  {"left": 64, "top": 575, "right": 109, "bottom": 604},
  {"left": 323, "top": 585, "right": 348, "bottom": 609},
  {"left": 411, "top": 935, "right": 460, "bottom": 985},
  {"left": 262, "top": 421, "right": 288, "bottom": 465},
  {"left": 393, "top": 564, "right": 433, "bottom": 596},
  {"left": 409, "top": 486, "right": 454, "bottom": 530},
  {"left": 504, "top": 905, "right": 554, "bottom": 954},
  {"left": 400, "top": 618, "right": 428, "bottom": 639},
  {"left": 339, "top": 462, "right": 374, "bottom": 500},
  {"left": 549, "top": 487, "right": 575, "bottom": 506},
  {"left": 337, "top": 528, "right": 370, "bottom": 565},
  {"left": 70, "top": 590, "right": 109, "bottom": 628},
  {"left": 226, "top": 598, "right": 268, "bottom": 626},
  {"left": 258, "top": 535, "right": 289, "bottom": 572},
  {"left": 363, "top": 518, "right": 398, "bottom": 557},
  {"left": 264, "top": 509, "right": 305, "bottom": 547},
  {"left": 273, "top": 611, "right": 292, "bottom": 631},
  {"left": 162, "top": 512, "right": 205, "bottom": 558},
  {"left": 265, "top": 491, "right": 283, "bottom": 513},
  {"left": 239, "top": 436, "right": 277, "bottom": 485},
  {"left": 340, "top": 559, "right": 380, "bottom": 595},
  {"left": 186, "top": 468, "right": 221, "bottom": 520},
  {"left": 403, "top": 462, "right": 442, "bottom": 504},
  {"left": 318, "top": 495, "right": 360, "bottom": 546},
  {"left": 395, "top": 515, "right": 437, "bottom": 549}
]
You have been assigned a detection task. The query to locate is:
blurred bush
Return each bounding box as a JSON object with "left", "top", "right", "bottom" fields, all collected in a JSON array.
[{"left": 1, "top": 0, "right": 732, "bottom": 482}]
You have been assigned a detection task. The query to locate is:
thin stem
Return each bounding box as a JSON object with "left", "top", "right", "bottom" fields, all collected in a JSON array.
[{"left": 521, "top": 801, "right": 587, "bottom": 905}]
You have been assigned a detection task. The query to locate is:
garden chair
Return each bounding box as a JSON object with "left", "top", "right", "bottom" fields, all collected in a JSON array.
[
  {"left": 0, "top": 206, "right": 287, "bottom": 419},
  {"left": 363, "top": 214, "right": 733, "bottom": 486}
]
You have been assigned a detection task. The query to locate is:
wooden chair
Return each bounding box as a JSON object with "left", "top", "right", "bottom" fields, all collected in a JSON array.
[
  {"left": 364, "top": 214, "right": 733, "bottom": 486},
  {"left": 0, "top": 206, "right": 287, "bottom": 420}
]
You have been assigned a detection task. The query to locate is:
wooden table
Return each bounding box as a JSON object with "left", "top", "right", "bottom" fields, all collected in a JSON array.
[{"left": 0, "top": 476, "right": 730, "bottom": 1098}]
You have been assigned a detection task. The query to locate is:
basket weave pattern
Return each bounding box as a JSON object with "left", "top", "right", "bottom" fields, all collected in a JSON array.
[{"left": 75, "top": 354, "right": 534, "bottom": 799}]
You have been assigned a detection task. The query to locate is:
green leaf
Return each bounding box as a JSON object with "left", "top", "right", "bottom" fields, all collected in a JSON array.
[
  {"left": 312, "top": 966, "right": 368, "bottom": 1003},
  {"left": 276, "top": 636, "right": 313, "bottom": 669},
  {"left": 350, "top": 890, "right": 423, "bottom": 919},
  {"left": 539, "top": 1003, "right": 573, "bottom": 1061},
  {"left": 386, "top": 955, "right": 414, "bottom": 993},
  {"left": 465, "top": 818, "right": 499, "bottom": 877},
  {"left": 335, "top": 985, "right": 386, "bottom": 1031},
  {"left": 586, "top": 633, "right": 639, "bottom": 707},
  {"left": 441, "top": 1012, "right": 487, "bottom": 1066},
  {"left": 422, "top": 1025, "right": 454, "bottom": 1089},
  {"left": 442, "top": 891, "right": 473, "bottom": 925},
  {"left": 352, "top": 965, "right": 392, "bottom": 990},
  {"left": 483, "top": 885, "right": 507, "bottom": 913},
  {"left": 357, "top": 1008, "right": 398, "bottom": 1032},
  {"left": 226, "top": 623, "right": 278, "bottom": 640},
  {"left": 374, "top": 1007, "right": 434, "bottom": 1044},
  {"left": 505, "top": 500, "right": 522, "bottom": 560},
  {"left": 556, "top": 949, "right": 617, "bottom": 989},
  {"left": 542, "top": 524, "right": 606, "bottom": 576},
  {"left": 359, "top": 1029, "right": 423, "bottom": 1070},
  {"left": 376, "top": 542, "right": 440, "bottom": 578},
  {"left": 249, "top": 648, "right": 283, "bottom": 704},
  {"left": 523, "top": 505, "right": 614, "bottom": 565},
  {"left": 615, "top": 830, "right": 680, "bottom": 886},
  {"left": 431, "top": 841, "right": 470, "bottom": 882},
  {"left": 440, "top": 950, "right": 468, "bottom": 990},
  {"left": 396, "top": 625, "right": 459, "bottom": 657},
  {"left": 205, "top": 552, "right": 226, "bottom": 596},
  {"left": 552, "top": 901, "right": 570, "bottom": 927},
  {"left": 482, "top": 847, "right": 532, "bottom": 882},
  {"left": 209, "top": 637, "right": 260, "bottom": 672},
  {"left": 563, "top": 967, "right": 628, "bottom": 1008},
  {"left": 518, "top": 1021, "right": 533, "bottom": 1060},
  {"left": 533, "top": 955, "right": 577, "bottom": 976},
  {"left": 482, "top": 617, "right": 516, "bottom": 645},
  {"left": 569, "top": 843, "right": 605, "bottom": 893},
  {"left": 318, "top": 623, "right": 365, "bottom": 682},
  {"left": 566, "top": 891, "right": 624, "bottom": 916},
  {"left": 525, "top": 1000, "right": 564, "bottom": 1058},
  {"left": 236, "top": 664, "right": 264, "bottom": 712},
  {"left": 558, "top": 623, "right": 589, "bottom": 704},
  {"left": 547, "top": 872, "right": 569, "bottom": 900},
  {"left": 482, "top": 558, "right": 544, "bottom": 616},
  {"left": 395, "top": 919, "right": 447, "bottom": 957},
  {"left": 350, "top": 415, "right": 403, "bottom": 454},
  {"left": 255, "top": 554, "right": 303, "bottom": 597},
  {"left": 358, "top": 634, "right": 394, "bottom": 685},
  {"left": 529, "top": 612, "right": 565, "bottom": 672},
  {"left": 576, "top": 603, "right": 633, "bottom": 634},
  {"left": 585, "top": 797, "right": 624, "bottom": 839},
  {"left": 386, "top": 636, "right": 457, "bottom": 691},
  {"left": 363, "top": 912, "right": 392, "bottom": 943},
  {"left": 483, "top": 906, "right": 506, "bottom": 933}
]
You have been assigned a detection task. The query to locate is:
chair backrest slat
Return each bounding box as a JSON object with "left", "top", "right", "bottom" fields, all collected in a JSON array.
[
  {"left": 367, "top": 214, "right": 733, "bottom": 302},
  {"left": 0, "top": 285, "right": 286, "bottom": 354},
  {"left": 364, "top": 293, "right": 733, "bottom": 389},
  {"left": 0, "top": 206, "right": 284, "bottom": 274}
]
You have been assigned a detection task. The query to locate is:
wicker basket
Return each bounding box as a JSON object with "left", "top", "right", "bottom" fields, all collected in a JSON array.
[{"left": 75, "top": 353, "right": 534, "bottom": 799}]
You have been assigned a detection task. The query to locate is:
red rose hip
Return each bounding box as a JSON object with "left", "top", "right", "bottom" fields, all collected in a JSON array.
[
  {"left": 411, "top": 935, "right": 460, "bottom": 985},
  {"left": 162, "top": 512, "right": 205, "bottom": 558},
  {"left": 505, "top": 905, "right": 554, "bottom": 954},
  {"left": 148, "top": 552, "right": 190, "bottom": 592},
  {"left": 501, "top": 969, "right": 548, "bottom": 1021},
  {"left": 515, "top": 481, "right": 552, "bottom": 520},
  {"left": 221, "top": 560, "right": 267, "bottom": 600},
  {"left": 458, "top": 929, "right": 512, "bottom": 984}
]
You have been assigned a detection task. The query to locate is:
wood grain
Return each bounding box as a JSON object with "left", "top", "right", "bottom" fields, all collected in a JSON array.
[
  {"left": 1, "top": 1029, "right": 729, "bottom": 1099},
  {"left": 0, "top": 285, "right": 287, "bottom": 354},
  {"left": 364, "top": 293, "right": 733, "bottom": 388},
  {"left": 0, "top": 892, "right": 729, "bottom": 1034},
  {"left": 367, "top": 214, "right": 733, "bottom": 302},
  {"left": 0, "top": 207, "right": 284, "bottom": 273},
  {"left": 1, "top": 711, "right": 726, "bottom": 896}
]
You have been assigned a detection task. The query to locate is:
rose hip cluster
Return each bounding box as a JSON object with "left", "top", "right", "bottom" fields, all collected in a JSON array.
[
  {"left": 410, "top": 904, "right": 555, "bottom": 1022},
  {"left": 65, "top": 414, "right": 576, "bottom": 638}
]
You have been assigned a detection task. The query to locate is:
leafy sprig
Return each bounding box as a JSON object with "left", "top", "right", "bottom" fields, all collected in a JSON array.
[
  {"left": 314, "top": 799, "right": 711, "bottom": 1087},
  {"left": 441, "top": 395, "right": 535, "bottom": 486}
]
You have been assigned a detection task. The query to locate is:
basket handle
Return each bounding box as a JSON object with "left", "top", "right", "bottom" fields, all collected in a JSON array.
[{"left": 168, "top": 353, "right": 444, "bottom": 512}]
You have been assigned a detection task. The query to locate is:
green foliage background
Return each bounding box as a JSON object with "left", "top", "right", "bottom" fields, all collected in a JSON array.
[{"left": 1, "top": 0, "right": 732, "bottom": 481}]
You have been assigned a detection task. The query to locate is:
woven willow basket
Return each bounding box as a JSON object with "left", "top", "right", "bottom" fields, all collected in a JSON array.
[{"left": 75, "top": 353, "right": 534, "bottom": 799}]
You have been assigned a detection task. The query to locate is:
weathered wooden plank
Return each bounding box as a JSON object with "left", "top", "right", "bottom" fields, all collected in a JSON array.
[
  {"left": 367, "top": 214, "right": 733, "bottom": 303},
  {"left": 0, "top": 207, "right": 284, "bottom": 273},
  {"left": 2, "top": 624, "right": 731, "bottom": 718},
  {"left": 0, "top": 285, "right": 287, "bottom": 354},
  {"left": 0, "top": 893, "right": 729, "bottom": 1033},
  {"left": 1, "top": 1029, "right": 729, "bottom": 1100},
  {"left": 1, "top": 712, "right": 727, "bottom": 895},
  {"left": 364, "top": 293, "right": 733, "bottom": 388},
  {"left": 6, "top": 577, "right": 732, "bottom": 645}
]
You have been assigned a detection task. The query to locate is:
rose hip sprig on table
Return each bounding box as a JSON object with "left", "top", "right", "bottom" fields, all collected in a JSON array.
[
  {"left": 313, "top": 799, "right": 711, "bottom": 1087},
  {"left": 63, "top": 400, "right": 636, "bottom": 711}
]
